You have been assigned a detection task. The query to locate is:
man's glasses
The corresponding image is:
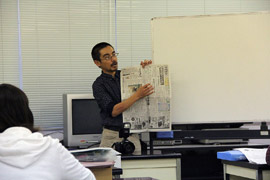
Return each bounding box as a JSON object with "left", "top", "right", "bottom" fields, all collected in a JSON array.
[{"left": 102, "top": 53, "right": 119, "bottom": 61}]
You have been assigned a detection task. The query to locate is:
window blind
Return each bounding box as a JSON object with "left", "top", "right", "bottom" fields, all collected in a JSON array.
[
  {"left": 0, "top": 0, "right": 20, "bottom": 86},
  {"left": 19, "top": 0, "right": 114, "bottom": 129}
]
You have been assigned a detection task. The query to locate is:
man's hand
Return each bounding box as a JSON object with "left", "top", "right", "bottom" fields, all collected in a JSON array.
[
  {"left": 112, "top": 84, "right": 154, "bottom": 117},
  {"left": 140, "top": 59, "right": 152, "bottom": 68},
  {"left": 135, "top": 83, "right": 154, "bottom": 99},
  {"left": 111, "top": 60, "right": 154, "bottom": 117}
]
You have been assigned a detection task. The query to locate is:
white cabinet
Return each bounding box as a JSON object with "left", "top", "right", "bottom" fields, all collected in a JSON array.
[
  {"left": 223, "top": 160, "right": 270, "bottom": 180},
  {"left": 121, "top": 157, "right": 181, "bottom": 180}
]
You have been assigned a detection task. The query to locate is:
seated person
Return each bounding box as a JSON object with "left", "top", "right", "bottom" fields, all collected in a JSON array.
[{"left": 0, "top": 83, "right": 96, "bottom": 180}]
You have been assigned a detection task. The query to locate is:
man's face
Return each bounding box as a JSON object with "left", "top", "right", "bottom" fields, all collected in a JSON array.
[{"left": 94, "top": 46, "right": 118, "bottom": 75}]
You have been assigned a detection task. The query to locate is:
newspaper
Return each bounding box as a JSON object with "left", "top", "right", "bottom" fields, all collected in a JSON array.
[
  {"left": 121, "top": 64, "right": 171, "bottom": 133},
  {"left": 234, "top": 148, "right": 268, "bottom": 164}
]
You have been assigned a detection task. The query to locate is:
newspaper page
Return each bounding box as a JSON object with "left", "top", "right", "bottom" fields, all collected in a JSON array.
[
  {"left": 234, "top": 148, "right": 268, "bottom": 164},
  {"left": 121, "top": 64, "right": 171, "bottom": 133}
]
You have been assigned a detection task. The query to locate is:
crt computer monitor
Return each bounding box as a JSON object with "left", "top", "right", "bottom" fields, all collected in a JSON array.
[{"left": 63, "top": 94, "right": 103, "bottom": 147}]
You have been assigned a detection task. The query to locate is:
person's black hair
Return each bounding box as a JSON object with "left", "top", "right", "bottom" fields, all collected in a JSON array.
[
  {"left": 91, "top": 42, "right": 113, "bottom": 61},
  {"left": 0, "top": 83, "right": 38, "bottom": 133}
]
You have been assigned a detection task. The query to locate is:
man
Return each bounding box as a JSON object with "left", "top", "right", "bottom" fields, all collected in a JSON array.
[{"left": 91, "top": 42, "right": 154, "bottom": 155}]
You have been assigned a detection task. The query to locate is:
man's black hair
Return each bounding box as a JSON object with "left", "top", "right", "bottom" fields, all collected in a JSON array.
[{"left": 91, "top": 42, "right": 113, "bottom": 61}]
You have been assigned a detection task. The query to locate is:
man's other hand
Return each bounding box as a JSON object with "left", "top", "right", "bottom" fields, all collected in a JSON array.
[
  {"left": 136, "top": 83, "right": 154, "bottom": 99},
  {"left": 140, "top": 60, "right": 152, "bottom": 68}
]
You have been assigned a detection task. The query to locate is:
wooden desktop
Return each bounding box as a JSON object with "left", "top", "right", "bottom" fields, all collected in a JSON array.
[{"left": 82, "top": 161, "right": 114, "bottom": 180}]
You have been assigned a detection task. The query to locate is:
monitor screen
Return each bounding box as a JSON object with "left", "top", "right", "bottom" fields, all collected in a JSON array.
[
  {"left": 72, "top": 99, "right": 103, "bottom": 135},
  {"left": 63, "top": 94, "right": 103, "bottom": 148}
]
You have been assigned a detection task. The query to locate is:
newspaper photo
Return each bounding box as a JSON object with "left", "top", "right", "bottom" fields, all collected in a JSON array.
[{"left": 121, "top": 64, "right": 171, "bottom": 133}]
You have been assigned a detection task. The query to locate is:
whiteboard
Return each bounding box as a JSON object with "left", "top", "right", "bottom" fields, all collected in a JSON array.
[{"left": 151, "top": 12, "right": 270, "bottom": 124}]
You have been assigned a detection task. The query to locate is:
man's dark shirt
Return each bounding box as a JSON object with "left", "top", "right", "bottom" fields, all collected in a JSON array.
[{"left": 92, "top": 70, "right": 122, "bottom": 131}]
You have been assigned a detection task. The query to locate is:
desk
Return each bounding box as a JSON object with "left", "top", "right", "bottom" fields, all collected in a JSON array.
[
  {"left": 155, "top": 143, "right": 268, "bottom": 180},
  {"left": 121, "top": 153, "right": 181, "bottom": 180},
  {"left": 222, "top": 160, "right": 270, "bottom": 180},
  {"left": 82, "top": 161, "right": 114, "bottom": 180}
]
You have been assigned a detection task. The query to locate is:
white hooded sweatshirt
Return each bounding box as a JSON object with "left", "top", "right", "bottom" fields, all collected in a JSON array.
[{"left": 0, "top": 127, "right": 96, "bottom": 180}]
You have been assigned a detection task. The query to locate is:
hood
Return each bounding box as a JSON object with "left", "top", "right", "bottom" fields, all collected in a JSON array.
[{"left": 0, "top": 127, "right": 52, "bottom": 168}]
